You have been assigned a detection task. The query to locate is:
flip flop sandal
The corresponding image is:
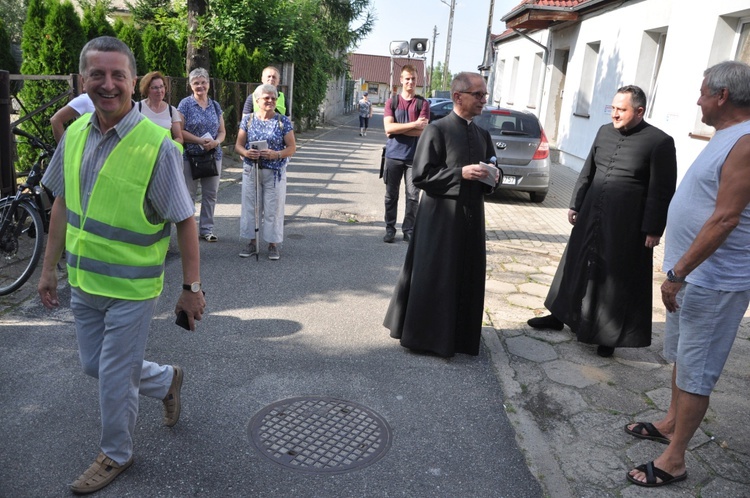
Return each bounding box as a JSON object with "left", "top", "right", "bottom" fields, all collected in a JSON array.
[
  {"left": 624, "top": 421, "right": 670, "bottom": 444},
  {"left": 627, "top": 461, "right": 687, "bottom": 487},
  {"left": 201, "top": 233, "right": 218, "bottom": 242}
]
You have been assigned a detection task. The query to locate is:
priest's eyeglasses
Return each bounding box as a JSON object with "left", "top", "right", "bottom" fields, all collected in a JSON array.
[{"left": 459, "top": 91, "right": 489, "bottom": 101}]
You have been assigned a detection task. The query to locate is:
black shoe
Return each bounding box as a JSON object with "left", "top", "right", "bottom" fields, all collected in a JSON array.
[
  {"left": 597, "top": 345, "right": 615, "bottom": 357},
  {"left": 383, "top": 232, "right": 396, "bottom": 243},
  {"left": 403, "top": 233, "right": 411, "bottom": 242},
  {"left": 527, "top": 314, "right": 564, "bottom": 330}
]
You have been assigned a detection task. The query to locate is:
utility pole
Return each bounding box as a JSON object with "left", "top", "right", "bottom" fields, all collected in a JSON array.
[
  {"left": 429, "top": 25, "right": 439, "bottom": 95},
  {"left": 481, "top": 0, "right": 495, "bottom": 78},
  {"left": 440, "top": 0, "right": 455, "bottom": 91}
]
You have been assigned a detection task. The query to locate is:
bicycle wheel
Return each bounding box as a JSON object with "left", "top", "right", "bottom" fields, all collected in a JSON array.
[{"left": 0, "top": 199, "right": 44, "bottom": 296}]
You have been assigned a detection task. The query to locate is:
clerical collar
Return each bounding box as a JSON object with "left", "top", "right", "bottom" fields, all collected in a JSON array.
[
  {"left": 452, "top": 110, "right": 472, "bottom": 125},
  {"left": 618, "top": 119, "right": 647, "bottom": 136}
]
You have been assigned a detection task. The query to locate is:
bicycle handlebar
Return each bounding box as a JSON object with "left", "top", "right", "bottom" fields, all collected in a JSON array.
[{"left": 12, "top": 128, "right": 55, "bottom": 155}]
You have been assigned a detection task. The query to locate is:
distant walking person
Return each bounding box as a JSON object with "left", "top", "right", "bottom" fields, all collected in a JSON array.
[
  {"left": 384, "top": 72, "right": 497, "bottom": 357},
  {"left": 37, "top": 36, "right": 205, "bottom": 494},
  {"left": 626, "top": 60, "right": 750, "bottom": 488},
  {"left": 528, "top": 85, "right": 677, "bottom": 358},
  {"left": 382, "top": 64, "right": 430, "bottom": 243},
  {"left": 358, "top": 91, "right": 373, "bottom": 136}
]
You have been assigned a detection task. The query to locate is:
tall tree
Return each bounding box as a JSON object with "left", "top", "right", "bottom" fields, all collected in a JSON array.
[
  {"left": 0, "top": 18, "right": 18, "bottom": 72},
  {"left": 186, "top": 0, "right": 209, "bottom": 73},
  {"left": 142, "top": 24, "right": 182, "bottom": 77},
  {"left": 19, "top": 0, "right": 50, "bottom": 75},
  {"left": 81, "top": 0, "right": 116, "bottom": 40},
  {"left": 0, "top": 0, "right": 26, "bottom": 44},
  {"left": 115, "top": 21, "right": 147, "bottom": 76},
  {"left": 39, "top": 0, "right": 85, "bottom": 74}
]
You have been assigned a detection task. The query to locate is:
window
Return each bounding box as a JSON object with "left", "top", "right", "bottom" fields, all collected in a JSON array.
[
  {"left": 635, "top": 29, "right": 668, "bottom": 119},
  {"left": 575, "top": 42, "right": 600, "bottom": 117},
  {"left": 735, "top": 19, "right": 750, "bottom": 63},
  {"left": 693, "top": 15, "right": 750, "bottom": 139},
  {"left": 493, "top": 59, "right": 505, "bottom": 105},
  {"left": 507, "top": 56, "right": 519, "bottom": 105},
  {"left": 527, "top": 52, "right": 544, "bottom": 109}
]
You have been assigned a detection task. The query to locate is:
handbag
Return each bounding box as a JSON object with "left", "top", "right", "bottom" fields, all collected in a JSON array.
[
  {"left": 379, "top": 145, "right": 386, "bottom": 179},
  {"left": 188, "top": 150, "right": 218, "bottom": 179}
]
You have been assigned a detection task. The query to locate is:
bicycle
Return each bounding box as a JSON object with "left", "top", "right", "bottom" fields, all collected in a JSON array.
[{"left": 0, "top": 128, "right": 56, "bottom": 296}]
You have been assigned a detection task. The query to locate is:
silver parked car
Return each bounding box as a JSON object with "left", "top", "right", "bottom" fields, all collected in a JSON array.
[{"left": 474, "top": 106, "right": 551, "bottom": 203}]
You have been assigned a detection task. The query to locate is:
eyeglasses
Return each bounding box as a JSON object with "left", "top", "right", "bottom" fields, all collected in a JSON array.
[
  {"left": 150, "top": 85, "right": 165, "bottom": 91},
  {"left": 459, "top": 91, "right": 489, "bottom": 100},
  {"left": 261, "top": 96, "right": 277, "bottom": 101}
]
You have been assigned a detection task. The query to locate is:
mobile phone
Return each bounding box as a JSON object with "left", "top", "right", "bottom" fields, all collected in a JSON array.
[{"left": 175, "top": 310, "right": 190, "bottom": 330}]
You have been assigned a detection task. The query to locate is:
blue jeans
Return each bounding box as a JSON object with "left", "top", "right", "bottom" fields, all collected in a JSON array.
[{"left": 383, "top": 158, "right": 419, "bottom": 235}]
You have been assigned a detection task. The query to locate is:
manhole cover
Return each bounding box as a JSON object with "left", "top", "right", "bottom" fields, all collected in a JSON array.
[{"left": 248, "top": 396, "right": 392, "bottom": 474}]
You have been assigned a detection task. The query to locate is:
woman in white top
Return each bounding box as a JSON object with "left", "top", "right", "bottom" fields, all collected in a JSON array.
[{"left": 138, "top": 71, "right": 183, "bottom": 145}]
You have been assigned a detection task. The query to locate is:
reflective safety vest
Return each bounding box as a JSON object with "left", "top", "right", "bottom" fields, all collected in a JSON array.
[{"left": 64, "top": 114, "right": 172, "bottom": 300}]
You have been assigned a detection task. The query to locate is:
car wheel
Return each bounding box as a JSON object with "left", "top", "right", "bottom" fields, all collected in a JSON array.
[{"left": 529, "top": 191, "right": 547, "bottom": 203}]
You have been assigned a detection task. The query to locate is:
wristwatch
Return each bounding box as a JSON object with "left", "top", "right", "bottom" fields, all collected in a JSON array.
[
  {"left": 182, "top": 282, "right": 202, "bottom": 293},
  {"left": 666, "top": 269, "right": 685, "bottom": 283}
]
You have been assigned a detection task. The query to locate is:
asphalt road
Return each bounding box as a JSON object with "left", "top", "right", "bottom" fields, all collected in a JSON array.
[{"left": 0, "top": 110, "right": 543, "bottom": 497}]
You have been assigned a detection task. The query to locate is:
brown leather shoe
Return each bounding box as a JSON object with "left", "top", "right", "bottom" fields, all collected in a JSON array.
[
  {"left": 69, "top": 452, "right": 133, "bottom": 494},
  {"left": 162, "top": 365, "right": 183, "bottom": 427}
]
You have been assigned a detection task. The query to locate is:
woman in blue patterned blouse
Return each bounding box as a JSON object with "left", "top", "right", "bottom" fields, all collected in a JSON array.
[
  {"left": 178, "top": 68, "right": 226, "bottom": 242},
  {"left": 234, "top": 84, "right": 296, "bottom": 260}
]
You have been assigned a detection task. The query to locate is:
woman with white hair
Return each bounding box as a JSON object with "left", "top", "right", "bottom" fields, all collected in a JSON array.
[
  {"left": 178, "top": 67, "right": 226, "bottom": 242},
  {"left": 234, "top": 84, "right": 296, "bottom": 260}
]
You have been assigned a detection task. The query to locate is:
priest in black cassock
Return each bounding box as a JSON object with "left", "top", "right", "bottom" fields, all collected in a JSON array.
[
  {"left": 384, "top": 72, "right": 498, "bottom": 358},
  {"left": 528, "top": 85, "right": 677, "bottom": 357}
]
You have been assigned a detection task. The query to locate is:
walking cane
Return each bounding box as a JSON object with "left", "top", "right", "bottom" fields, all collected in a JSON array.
[{"left": 253, "top": 157, "right": 260, "bottom": 261}]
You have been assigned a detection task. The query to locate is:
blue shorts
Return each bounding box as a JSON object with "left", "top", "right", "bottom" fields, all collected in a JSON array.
[{"left": 663, "top": 283, "right": 750, "bottom": 396}]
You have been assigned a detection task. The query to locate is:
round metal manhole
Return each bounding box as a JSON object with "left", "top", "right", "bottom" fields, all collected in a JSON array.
[{"left": 248, "top": 396, "right": 392, "bottom": 474}]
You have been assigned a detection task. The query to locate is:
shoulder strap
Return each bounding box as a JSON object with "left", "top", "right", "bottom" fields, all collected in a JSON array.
[
  {"left": 276, "top": 112, "right": 283, "bottom": 131},
  {"left": 212, "top": 99, "right": 220, "bottom": 115},
  {"left": 140, "top": 100, "right": 174, "bottom": 119},
  {"left": 391, "top": 94, "right": 424, "bottom": 116}
]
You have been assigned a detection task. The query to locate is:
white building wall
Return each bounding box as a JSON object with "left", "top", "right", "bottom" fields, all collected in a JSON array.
[{"left": 493, "top": 0, "right": 750, "bottom": 178}]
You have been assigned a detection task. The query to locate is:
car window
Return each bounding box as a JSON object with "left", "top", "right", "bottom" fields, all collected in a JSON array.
[{"left": 476, "top": 112, "right": 541, "bottom": 137}]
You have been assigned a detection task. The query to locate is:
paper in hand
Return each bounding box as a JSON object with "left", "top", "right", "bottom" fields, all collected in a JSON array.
[
  {"left": 478, "top": 162, "right": 500, "bottom": 187},
  {"left": 247, "top": 140, "right": 268, "bottom": 151},
  {"left": 198, "top": 132, "right": 213, "bottom": 150}
]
